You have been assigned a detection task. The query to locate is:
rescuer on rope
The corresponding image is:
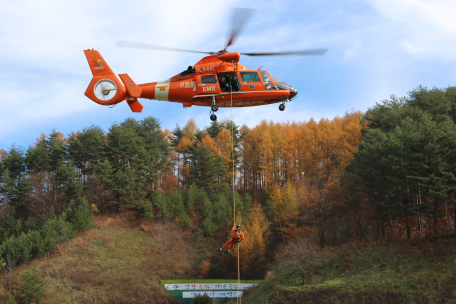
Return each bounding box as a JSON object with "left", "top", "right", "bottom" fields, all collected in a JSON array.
[{"left": 218, "top": 224, "right": 244, "bottom": 253}]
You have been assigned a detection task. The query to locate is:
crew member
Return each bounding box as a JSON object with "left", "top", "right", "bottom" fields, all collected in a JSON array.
[
  {"left": 218, "top": 224, "right": 244, "bottom": 253},
  {"left": 220, "top": 76, "right": 230, "bottom": 92}
]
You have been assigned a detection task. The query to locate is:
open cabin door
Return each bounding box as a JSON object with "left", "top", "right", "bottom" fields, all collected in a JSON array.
[{"left": 195, "top": 74, "right": 221, "bottom": 95}]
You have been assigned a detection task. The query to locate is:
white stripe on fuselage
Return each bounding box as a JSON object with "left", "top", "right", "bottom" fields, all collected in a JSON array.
[{"left": 155, "top": 79, "right": 170, "bottom": 101}]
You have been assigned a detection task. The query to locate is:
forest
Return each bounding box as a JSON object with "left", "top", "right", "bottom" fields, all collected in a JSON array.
[{"left": 1, "top": 85, "right": 456, "bottom": 301}]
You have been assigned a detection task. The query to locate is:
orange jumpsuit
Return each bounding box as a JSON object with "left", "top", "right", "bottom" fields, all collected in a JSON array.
[{"left": 222, "top": 227, "right": 245, "bottom": 250}]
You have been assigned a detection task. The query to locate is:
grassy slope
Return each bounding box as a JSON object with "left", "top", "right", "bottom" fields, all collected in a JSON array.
[
  {"left": 243, "top": 240, "right": 456, "bottom": 304},
  {"left": 0, "top": 215, "right": 194, "bottom": 304}
]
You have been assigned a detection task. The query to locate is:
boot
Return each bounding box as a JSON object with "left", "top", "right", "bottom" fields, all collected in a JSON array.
[{"left": 226, "top": 250, "right": 230, "bottom": 254}]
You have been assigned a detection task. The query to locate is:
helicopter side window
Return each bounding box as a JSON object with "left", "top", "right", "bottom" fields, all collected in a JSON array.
[
  {"left": 260, "top": 72, "right": 276, "bottom": 90},
  {"left": 240, "top": 72, "right": 261, "bottom": 82},
  {"left": 201, "top": 75, "right": 217, "bottom": 83}
]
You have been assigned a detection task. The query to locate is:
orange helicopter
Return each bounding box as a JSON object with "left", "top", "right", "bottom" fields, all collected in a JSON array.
[{"left": 83, "top": 9, "right": 327, "bottom": 121}]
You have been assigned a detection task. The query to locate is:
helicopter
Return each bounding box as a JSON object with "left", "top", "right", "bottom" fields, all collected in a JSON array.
[{"left": 83, "top": 9, "right": 327, "bottom": 121}]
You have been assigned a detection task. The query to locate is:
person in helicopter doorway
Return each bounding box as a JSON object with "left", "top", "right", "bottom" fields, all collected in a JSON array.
[
  {"left": 218, "top": 224, "right": 244, "bottom": 253},
  {"left": 219, "top": 76, "right": 230, "bottom": 92}
]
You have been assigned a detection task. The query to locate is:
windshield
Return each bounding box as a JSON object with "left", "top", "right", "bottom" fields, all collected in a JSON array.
[{"left": 268, "top": 73, "right": 282, "bottom": 82}]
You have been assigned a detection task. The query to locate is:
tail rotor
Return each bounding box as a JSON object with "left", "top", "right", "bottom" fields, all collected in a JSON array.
[{"left": 94, "top": 79, "right": 117, "bottom": 101}]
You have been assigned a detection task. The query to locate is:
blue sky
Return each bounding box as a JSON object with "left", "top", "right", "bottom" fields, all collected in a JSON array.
[{"left": 1, "top": 0, "right": 456, "bottom": 151}]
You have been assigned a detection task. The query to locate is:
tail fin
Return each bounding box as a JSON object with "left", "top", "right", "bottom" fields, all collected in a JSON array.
[{"left": 83, "top": 49, "right": 127, "bottom": 105}]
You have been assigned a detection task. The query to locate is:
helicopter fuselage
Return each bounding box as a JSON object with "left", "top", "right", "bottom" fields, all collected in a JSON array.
[{"left": 84, "top": 49, "right": 297, "bottom": 114}]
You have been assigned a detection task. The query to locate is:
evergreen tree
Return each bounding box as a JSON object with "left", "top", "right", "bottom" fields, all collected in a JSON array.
[
  {"left": 201, "top": 216, "right": 216, "bottom": 236},
  {"left": 46, "top": 130, "right": 66, "bottom": 174},
  {"left": 205, "top": 121, "right": 224, "bottom": 138},
  {"left": 188, "top": 144, "right": 226, "bottom": 197},
  {"left": 2, "top": 145, "right": 26, "bottom": 180},
  {"left": 212, "top": 194, "right": 230, "bottom": 228},
  {"left": 170, "top": 125, "right": 183, "bottom": 147},
  {"left": 244, "top": 193, "right": 253, "bottom": 212},
  {"left": 28, "top": 230, "right": 45, "bottom": 257},
  {"left": 67, "top": 125, "right": 107, "bottom": 182},
  {"left": 18, "top": 267, "right": 46, "bottom": 304},
  {"left": 137, "top": 201, "right": 154, "bottom": 220},
  {"left": 25, "top": 139, "right": 50, "bottom": 173},
  {"left": 64, "top": 197, "right": 92, "bottom": 232},
  {"left": 105, "top": 122, "right": 147, "bottom": 209},
  {"left": 185, "top": 184, "right": 198, "bottom": 215},
  {"left": 153, "top": 193, "right": 169, "bottom": 220},
  {"left": 55, "top": 161, "right": 83, "bottom": 202}
]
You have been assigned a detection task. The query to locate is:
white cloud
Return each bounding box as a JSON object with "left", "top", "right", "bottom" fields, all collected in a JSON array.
[{"left": 365, "top": 0, "right": 456, "bottom": 60}]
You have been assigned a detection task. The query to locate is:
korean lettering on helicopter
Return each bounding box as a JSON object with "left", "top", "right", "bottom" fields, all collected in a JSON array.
[{"left": 180, "top": 81, "right": 195, "bottom": 88}]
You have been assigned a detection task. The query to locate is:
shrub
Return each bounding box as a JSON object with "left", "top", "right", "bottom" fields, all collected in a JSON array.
[
  {"left": 275, "top": 238, "right": 329, "bottom": 284},
  {"left": 5, "top": 295, "right": 16, "bottom": 304},
  {"left": 192, "top": 294, "right": 211, "bottom": 304}
]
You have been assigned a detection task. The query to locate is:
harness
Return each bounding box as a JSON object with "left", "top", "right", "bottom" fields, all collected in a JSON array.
[{"left": 232, "top": 229, "right": 242, "bottom": 243}]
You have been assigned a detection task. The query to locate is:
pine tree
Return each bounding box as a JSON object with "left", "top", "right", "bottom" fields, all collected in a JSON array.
[
  {"left": 2, "top": 145, "right": 26, "bottom": 180},
  {"left": 188, "top": 144, "right": 226, "bottom": 197},
  {"left": 67, "top": 125, "right": 106, "bottom": 183},
  {"left": 65, "top": 198, "right": 92, "bottom": 232},
  {"left": 205, "top": 120, "right": 224, "bottom": 138},
  {"left": 18, "top": 267, "right": 46, "bottom": 304},
  {"left": 55, "top": 161, "right": 83, "bottom": 202},
  {"left": 185, "top": 184, "right": 198, "bottom": 215}
]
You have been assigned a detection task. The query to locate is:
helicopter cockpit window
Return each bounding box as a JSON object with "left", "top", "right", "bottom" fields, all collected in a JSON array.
[
  {"left": 201, "top": 75, "right": 217, "bottom": 83},
  {"left": 269, "top": 73, "right": 282, "bottom": 82},
  {"left": 275, "top": 82, "right": 290, "bottom": 90},
  {"left": 260, "top": 72, "right": 276, "bottom": 90},
  {"left": 240, "top": 72, "right": 261, "bottom": 82},
  {"left": 180, "top": 66, "right": 196, "bottom": 76}
]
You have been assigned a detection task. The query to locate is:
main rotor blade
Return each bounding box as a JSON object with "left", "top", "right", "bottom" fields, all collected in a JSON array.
[
  {"left": 241, "top": 49, "right": 329, "bottom": 56},
  {"left": 226, "top": 8, "right": 254, "bottom": 49},
  {"left": 116, "top": 40, "right": 212, "bottom": 54}
]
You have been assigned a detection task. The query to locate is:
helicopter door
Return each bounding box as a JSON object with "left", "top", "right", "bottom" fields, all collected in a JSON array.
[
  {"left": 240, "top": 72, "right": 264, "bottom": 91},
  {"left": 195, "top": 75, "right": 221, "bottom": 95}
]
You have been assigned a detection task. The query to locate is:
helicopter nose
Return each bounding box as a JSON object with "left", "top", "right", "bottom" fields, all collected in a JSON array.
[{"left": 290, "top": 86, "right": 298, "bottom": 98}]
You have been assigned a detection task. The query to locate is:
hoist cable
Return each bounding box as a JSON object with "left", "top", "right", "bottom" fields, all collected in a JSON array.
[{"left": 230, "top": 84, "right": 241, "bottom": 304}]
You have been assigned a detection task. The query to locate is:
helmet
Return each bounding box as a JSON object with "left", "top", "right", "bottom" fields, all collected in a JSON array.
[{"left": 236, "top": 224, "right": 241, "bottom": 229}]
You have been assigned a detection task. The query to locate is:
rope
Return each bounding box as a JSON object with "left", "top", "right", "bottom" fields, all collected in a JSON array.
[
  {"left": 230, "top": 83, "right": 241, "bottom": 304},
  {"left": 231, "top": 85, "right": 235, "bottom": 225}
]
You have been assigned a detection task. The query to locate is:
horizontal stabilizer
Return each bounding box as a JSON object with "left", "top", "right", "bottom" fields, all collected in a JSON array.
[{"left": 119, "top": 73, "right": 142, "bottom": 98}]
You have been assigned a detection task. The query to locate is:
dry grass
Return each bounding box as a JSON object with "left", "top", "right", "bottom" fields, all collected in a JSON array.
[
  {"left": 243, "top": 238, "right": 456, "bottom": 304},
  {"left": 0, "top": 214, "right": 196, "bottom": 303}
]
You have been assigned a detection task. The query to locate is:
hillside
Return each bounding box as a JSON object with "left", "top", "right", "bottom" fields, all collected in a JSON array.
[
  {"left": 242, "top": 238, "right": 456, "bottom": 304},
  {"left": 0, "top": 215, "right": 199, "bottom": 304}
]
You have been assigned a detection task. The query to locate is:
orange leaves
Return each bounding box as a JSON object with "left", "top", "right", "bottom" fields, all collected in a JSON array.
[
  {"left": 0, "top": 149, "right": 7, "bottom": 163},
  {"left": 234, "top": 202, "right": 270, "bottom": 277},
  {"left": 238, "top": 114, "right": 363, "bottom": 198},
  {"left": 199, "top": 260, "right": 211, "bottom": 279}
]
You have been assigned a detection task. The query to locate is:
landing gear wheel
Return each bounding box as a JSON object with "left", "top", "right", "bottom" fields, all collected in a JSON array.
[
  {"left": 279, "top": 104, "right": 285, "bottom": 111},
  {"left": 210, "top": 114, "right": 217, "bottom": 121},
  {"left": 211, "top": 104, "right": 219, "bottom": 112}
]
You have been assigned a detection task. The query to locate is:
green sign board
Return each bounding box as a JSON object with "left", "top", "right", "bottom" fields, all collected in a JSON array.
[{"left": 161, "top": 279, "right": 262, "bottom": 303}]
